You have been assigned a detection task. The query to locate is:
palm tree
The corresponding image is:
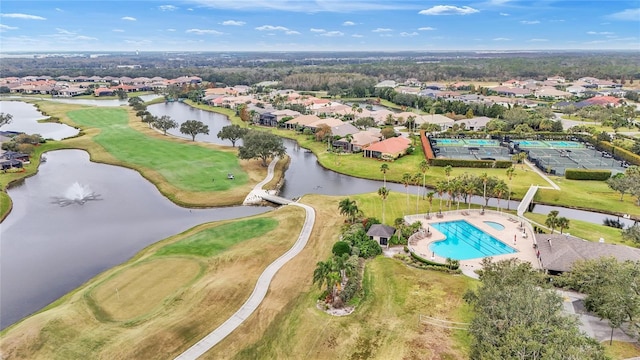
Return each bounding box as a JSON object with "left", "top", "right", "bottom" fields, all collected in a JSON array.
[
  {"left": 426, "top": 191, "right": 435, "bottom": 216},
  {"left": 446, "top": 181, "right": 455, "bottom": 211},
  {"left": 378, "top": 186, "right": 390, "bottom": 223},
  {"left": 351, "top": 103, "right": 359, "bottom": 119},
  {"left": 506, "top": 166, "right": 515, "bottom": 210},
  {"left": 556, "top": 217, "right": 570, "bottom": 234},
  {"left": 338, "top": 198, "right": 359, "bottom": 223},
  {"left": 435, "top": 181, "right": 447, "bottom": 214},
  {"left": 412, "top": 173, "right": 421, "bottom": 213},
  {"left": 419, "top": 159, "right": 429, "bottom": 199},
  {"left": 444, "top": 165, "right": 453, "bottom": 182},
  {"left": 380, "top": 163, "right": 389, "bottom": 187},
  {"left": 545, "top": 210, "right": 560, "bottom": 233},
  {"left": 313, "top": 259, "right": 335, "bottom": 299},
  {"left": 517, "top": 152, "right": 527, "bottom": 169},
  {"left": 464, "top": 182, "right": 476, "bottom": 212},
  {"left": 493, "top": 181, "right": 508, "bottom": 212},
  {"left": 480, "top": 172, "right": 489, "bottom": 211},
  {"left": 401, "top": 173, "right": 412, "bottom": 214}
]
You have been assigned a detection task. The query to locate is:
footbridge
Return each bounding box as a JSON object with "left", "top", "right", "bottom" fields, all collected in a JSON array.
[{"left": 517, "top": 185, "right": 539, "bottom": 217}]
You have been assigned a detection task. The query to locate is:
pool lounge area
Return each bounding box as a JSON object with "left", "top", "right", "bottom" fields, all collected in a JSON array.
[{"left": 405, "top": 210, "right": 540, "bottom": 275}]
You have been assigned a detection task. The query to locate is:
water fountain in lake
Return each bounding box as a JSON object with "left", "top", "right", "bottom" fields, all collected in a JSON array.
[{"left": 51, "top": 182, "right": 101, "bottom": 206}]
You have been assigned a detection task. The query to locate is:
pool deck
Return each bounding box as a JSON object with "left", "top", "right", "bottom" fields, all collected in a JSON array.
[{"left": 405, "top": 210, "right": 541, "bottom": 278}]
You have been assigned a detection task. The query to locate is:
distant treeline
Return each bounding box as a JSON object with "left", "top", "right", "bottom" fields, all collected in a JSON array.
[{"left": 2, "top": 52, "right": 638, "bottom": 85}]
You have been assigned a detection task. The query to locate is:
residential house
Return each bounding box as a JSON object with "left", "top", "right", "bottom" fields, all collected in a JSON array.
[
  {"left": 414, "top": 114, "right": 455, "bottom": 130},
  {"left": 455, "top": 116, "right": 492, "bottom": 131},
  {"left": 284, "top": 114, "right": 323, "bottom": 129},
  {"left": 94, "top": 88, "right": 114, "bottom": 97},
  {"left": 535, "top": 86, "right": 571, "bottom": 99},
  {"left": 374, "top": 80, "right": 397, "bottom": 88},
  {"left": 363, "top": 136, "right": 411, "bottom": 160},
  {"left": 348, "top": 130, "right": 382, "bottom": 152}
]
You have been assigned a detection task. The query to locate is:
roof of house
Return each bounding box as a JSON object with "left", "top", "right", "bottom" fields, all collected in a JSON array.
[
  {"left": 367, "top": 224, "right": 396, "bottom": 238},
  {"left": 364, "top": 136, "right": 411, "bottom": 154},
  {"left": 536, "top": 233, "right": 640, "bottom": 273},
  {"left": 350, "top": 130, "right": 382, "bottom": 146},
  {"left": 331, "top": 123, "right": 360, "bottom": 137},
  {"left": 583, "top": 96, "right": 622, "bottom": 106},
  {"left": 308, "top": 117, "right": 344, "bottom": 129},
  {"left": 285, "top": 114, "right": 322, "bottom": 126},
  {"left": 271, "top": 109, "right": 301, "bottom": 117}
]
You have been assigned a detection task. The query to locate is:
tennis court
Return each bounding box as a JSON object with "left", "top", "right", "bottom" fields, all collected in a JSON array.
[
  {"left": 525, "top": 146, "right": 625, "bottom": 175},
  {"left": 432, "top": 138, "right": 511, "bottom": 161}
]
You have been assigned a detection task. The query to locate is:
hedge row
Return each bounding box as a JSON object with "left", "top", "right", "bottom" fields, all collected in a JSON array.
[
  {"left": 565, "top": 168, "right": 612, "bottom": 180},
  {"left": 430, "top": 158, "right": 513, "bottom": 168},
  {"left": 410, "top": 251, "right": 459, "bottom": 270},
  {"left": 598, "top": 141, "right": 640, "bottom": 166}
]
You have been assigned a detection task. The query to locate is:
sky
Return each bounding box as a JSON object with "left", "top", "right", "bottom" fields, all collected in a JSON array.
[{"left": 0, "top": 0, "right": 639, "bottom": 52}]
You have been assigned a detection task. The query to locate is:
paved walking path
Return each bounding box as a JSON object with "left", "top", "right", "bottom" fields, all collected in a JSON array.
[
  {"left": 175, "top": 157, "right": 315, "bottom": 360},
  {"left": 524, "top": 159, "right": 561, "bottom": 191}
]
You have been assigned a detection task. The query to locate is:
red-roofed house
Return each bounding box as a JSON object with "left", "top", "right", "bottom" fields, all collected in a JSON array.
[
  {"left": 363, "top": 136, "right": 411, "bottom": 161},
  {"left": 583, "top": 96, "right": 622, "bottom": 107}
]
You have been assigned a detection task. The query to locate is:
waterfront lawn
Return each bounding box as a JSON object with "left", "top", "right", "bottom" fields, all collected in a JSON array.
[
  {"left": 0, "top": 205, "right": 304, "bottom": 359},
  {"left": 524, "top": 212, "right": 627, "bottom": 246},
  {"left": 536, "top": 177, "right": 639, "bottom": 216},
  {"left": 66, "top": 107, "right": 247, "bottom": 192}
]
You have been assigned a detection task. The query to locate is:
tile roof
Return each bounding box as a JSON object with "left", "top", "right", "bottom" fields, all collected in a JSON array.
[{"left": 364, "top": 136, "right": 411, "bottom": 154}]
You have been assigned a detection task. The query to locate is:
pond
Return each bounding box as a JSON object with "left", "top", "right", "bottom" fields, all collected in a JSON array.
[
  {"left": 0, "top": 150, "right": 269, "bottom": 329},
  {"left": 0, "top": 101, "right": 79, "bottom": 140}
]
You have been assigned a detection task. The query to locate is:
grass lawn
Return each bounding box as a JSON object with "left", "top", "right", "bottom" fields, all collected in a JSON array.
[
  {"left": 0, "top": 205, "right": 305, "bottom": 359},
  {"left": 524, "top": 213, "right": 628, "bottom": 246},
  {"left": 603, "top": 341, "right": 640, "bottom": 359}
]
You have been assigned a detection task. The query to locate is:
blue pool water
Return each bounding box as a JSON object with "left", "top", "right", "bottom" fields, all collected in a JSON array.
[
  {"left": 483, "top": 221, "right": 505, "bottom": 231},
  {"left": 429, "top": 220, "right": 517, "bottom": 260}
]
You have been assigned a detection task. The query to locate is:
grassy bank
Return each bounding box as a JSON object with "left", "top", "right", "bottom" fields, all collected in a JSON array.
[
  {"left": 0, "top": 205, "right": 304, "bottom": 359},
  {"left": 524, "top": 212, "right": 627, "bottom": 245}
]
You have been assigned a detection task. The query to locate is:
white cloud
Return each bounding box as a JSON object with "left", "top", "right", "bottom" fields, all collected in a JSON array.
[
  {"left": 0, "top": 24, "right": 18, "bottom": 31},
  {"left": 528, "top": 38, "right": 548, "bottom": 42},
  {"left": 493, "top": 37, "right": 510, "bottom": 41},
  {"left": 255, "top": 25, "right": 290, "bottom": 31},
  {"left": 187, "top": 8, "right": 194, "bottom": 11},
  {"left": 418, "top": 27, "right": 436, "bottom": 31},
  {"left": 112, "top": 29, "right": 125, "bottom": 32},
  {"left": 320, "top": 31, "right": 344, "bottom": 37},
  {"left": 285, "top": 30, "right": 300, "bottom": 35},
  {"left": 0, "top": 13, "right": 46, "bottom": 20},
  {"left": 520, "top": 20, "right": 540, "bottom": 24},
  {"left": 400, "top": 32, "right": 418, "bottom": 37},
  {"left": 419, "top": 5, "right": 479, "bottom": 16},
  {"left": 55, "top": 28, "right": 75, "bottom": 35},
  {"left": 55, "top": 8, "right": 63, "bottom": 12},
  {"left": 122, "top": 16, "right": 137, "bottom": 21},
  {"left": 186, "top": 28, "right": 224, "bottom": 35},
  {"left": 159, "top": 5, "right": 178, "bottom": 11},
  {"left": 342, "top": 21, "right": 355, "bottom": 26},
  {"left": 352, "top": 34, "right": 363, "bottom": 38},
  {"left": 372, "top": 28, "right": 392, "bottom": 32},
  {"left": 310, "top": 28, "right": 326, "bottom": 33},
  {"left": 499, "top": 12, "right": 509, "bottom": 16},
  {"left": 222, "top": 20, "right": 245, "bottom": 26},
  {"left": 166, "top": 28, "right": 176, "bottom": 32},
  {"left": 607, "top": 8, "right": 640, "bottom": 21},
  {"left": 587, "top": 31, "right": 614, "bottom": 35}
]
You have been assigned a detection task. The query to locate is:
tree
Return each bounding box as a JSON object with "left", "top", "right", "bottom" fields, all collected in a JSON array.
[
  {"left": 0, "top": 112, "right": 13, "bottom": 127},
  {"left": 622, "top": 225, "right": 640, "bottom": 245},
  {"left": 419, "top": 159, "right": 429, "bottom": 198},
  {"left": 607, "top": 173, "right": 631, "bottom": 201},
  {"left": 545, "top": 210, "right": 559, "bottom": 233},
  {"left": 561, "top": 257, "right": 640, "bottom": 345},
  {"left": 426, "top": 191, "right": 435, "bottom": 215},
  {"left": 338, "top": 198, "right": 360, "bottom": 223},
  {"left": 412, "top": 173, "right": 421, "bottom": 213},
  {"left": 153, "top": 115, "right": 178, "bottom": 135},
  {"left": 465, "top": 258, "right": 606, "bottom": 359},
  {"left": 506, "top": 166, "right": 515, "bottom": 209},
  {"left": 444, "top": 165, "right": 453, "bottom": 182},
  {"left": 380, "top": 163, "right": 389, "bottom": 187},
  {"left": 401, "top": 173, "right": 412, "bottom": 214},
  {"left": 381, "top": 127, "right": 396, "bottom": 139},
  {"left": 556, "top": 216, "right": 570, "bottom": 234},
  {"left": 142, "top": 114, "right": 156, "bottom": 128},
  {"left": 479, "top": 172, "right": 489, "bottom": 211},
  {"left": 435, "top": 181, "right": 447, "bottom": 213},
  {"left": 238, "top": 130, "right": 286, "bottom": 167},
  {"left": 377, "top": 186, "right": 389, "bottom": 223},
  {"left": 217, "top": 124, "right": 249, "bottom": 147},
  {"left": 493, "top": 181, "right": 508, "bottom": 212},
  {"left": 179, "top": 120, "right": 209, "bottom": 141},
  {"left": 115, "top": 88, "right": 128, "bottom": 100}
]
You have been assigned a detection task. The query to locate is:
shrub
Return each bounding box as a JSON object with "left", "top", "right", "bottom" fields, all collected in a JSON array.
[
  {"left": 603, "top": 218, "right": 624, "bottom": 229},
  {"left": 430, "top": 158, "right": 512, "bottom": 168},
  {"left": 332, "top": 241, "right": 351, "bottom": 257},
  {"left": 564, "top": 168, "right": 611, "bottom": 180}
]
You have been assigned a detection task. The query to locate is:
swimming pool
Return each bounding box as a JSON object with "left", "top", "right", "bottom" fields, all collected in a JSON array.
[
  {"left": 483, "top": 221, "right": 505, "bottom": 231},
  {"left": 429, "top": 220, "right": 516, "bottom": 260}
]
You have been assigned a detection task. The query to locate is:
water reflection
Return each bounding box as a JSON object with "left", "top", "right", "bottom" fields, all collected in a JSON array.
[
  {"left": 0, "top": 150, "right": 269, "bottom": 329},
  {"left": 0, "top": 101, "right": 79, "bottom": 140}
]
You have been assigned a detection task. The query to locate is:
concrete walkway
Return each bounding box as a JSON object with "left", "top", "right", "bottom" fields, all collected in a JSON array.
[
  {"left": 243, "top": 156, "right": 280, "bottom": 205},
  {"left": 524, "top": 159, "right": 561, "bottom": 191},
  {"left": 174, "top": 157, "right": 316, "bottom": 360}
]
